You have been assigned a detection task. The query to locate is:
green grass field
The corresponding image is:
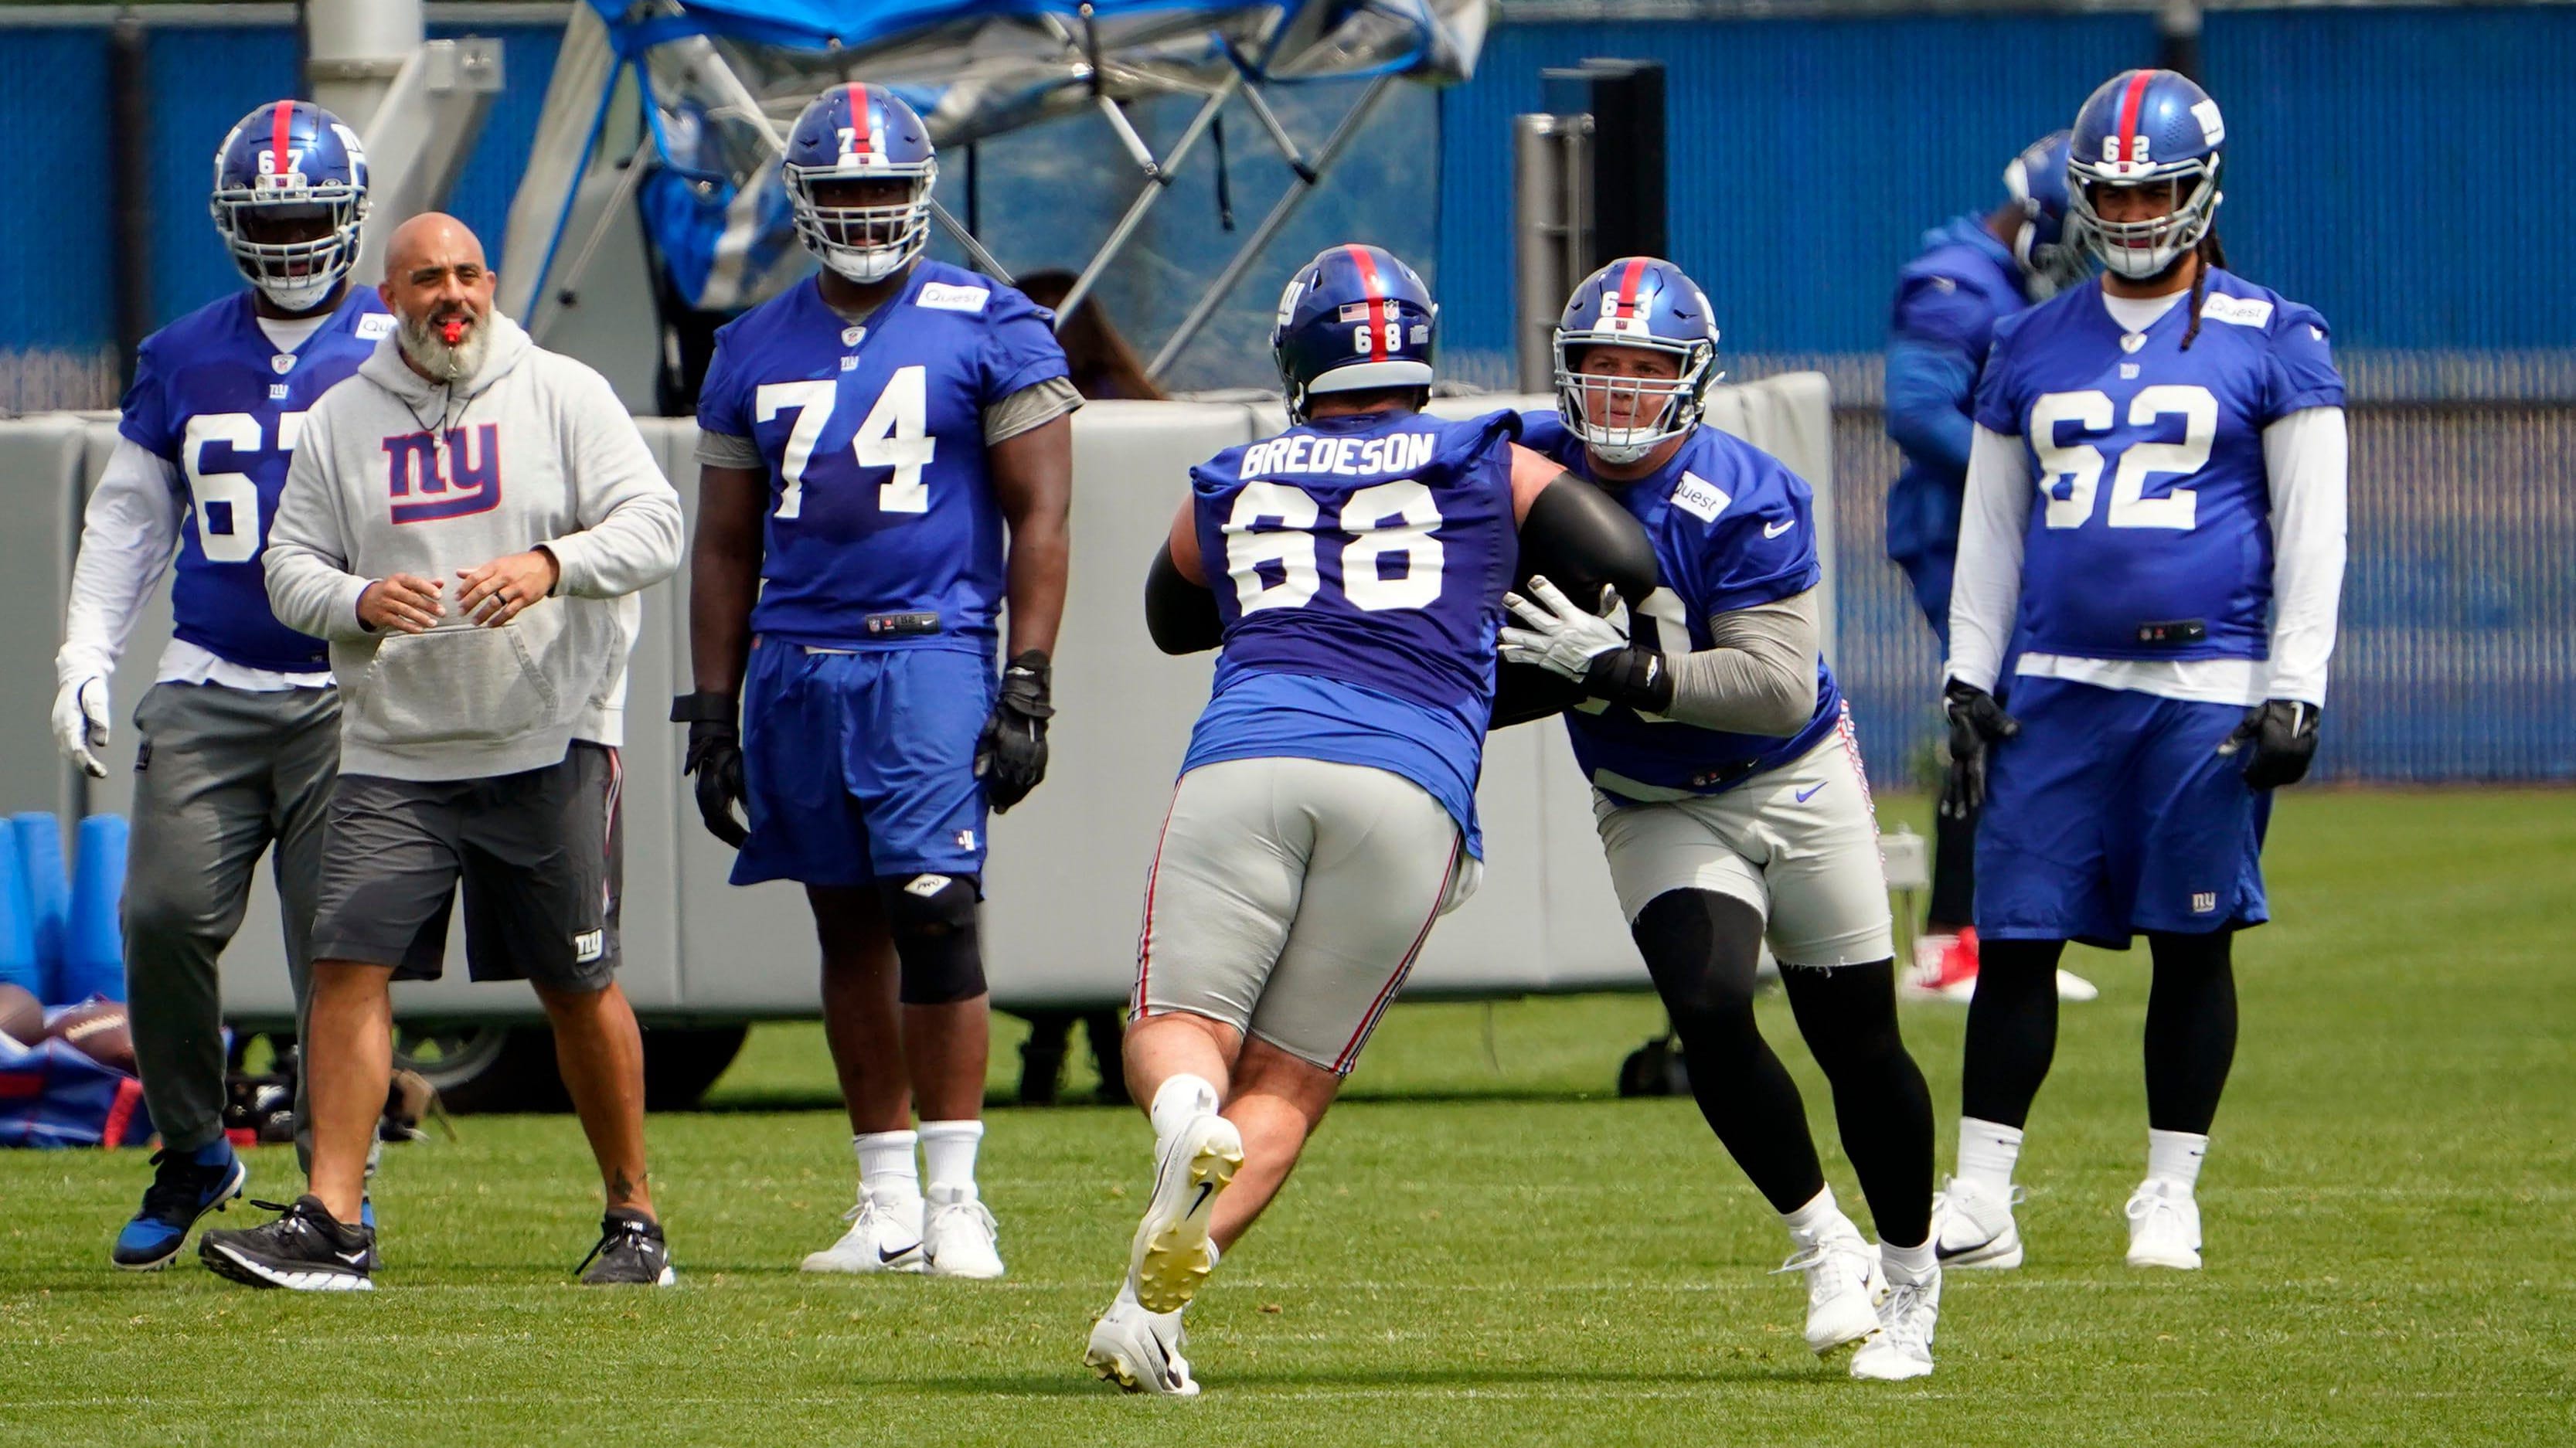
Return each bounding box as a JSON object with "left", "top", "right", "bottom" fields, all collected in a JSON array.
[{"left": 3, "top": 790, "right": 2571, "bottom": 1446}]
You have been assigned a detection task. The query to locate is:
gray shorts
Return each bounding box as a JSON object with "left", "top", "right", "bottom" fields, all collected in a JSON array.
[
  {"left": 1132, "top": 756, "right": 1468, "bottom": 1076},
  {"left": 311, "top": 743, "right": 624, "bottom": 991},
  {"left": 1592, "top": 713, "right": 1895, "bottom": 968}
]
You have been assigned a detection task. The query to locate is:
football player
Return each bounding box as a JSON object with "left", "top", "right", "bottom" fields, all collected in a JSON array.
[
  {"left": 1884, "top": 131, "right": 2096, "bottom": 1004},
  {"left": 53, "top": 101, "right": 385, "bottom": 1271},
  {"left": 1501, "top": 258, "right": 1941, "bottom": 1380},
  {"left": 678, "top": 86, "right": 1076, "bottom": 1280},
  {"left": 1939, "top": 70, "right": 2346, "bottom": 1272},
  {"left": 1084, "top": 244, "right": 1656, "bottom": 1395}
]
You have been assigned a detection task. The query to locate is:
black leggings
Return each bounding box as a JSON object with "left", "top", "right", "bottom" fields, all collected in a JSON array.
[
  {"left": 1632, "top": 889, "right": 1935, "bottom": 1247},
  {"left": 1961, "top": 931, "right": 2238, "bottom": 1135}
]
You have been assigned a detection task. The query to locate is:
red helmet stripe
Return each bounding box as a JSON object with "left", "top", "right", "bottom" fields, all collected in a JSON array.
[
  {"left": 1346, "top": 244, "right": 1387, "bottom": 362},
  {"left": 270, "top": 100, "right": 295, "bottom": 183},
  {"left": 1616, "top": 257, "right": 1649, "bottom": 318},
  {"left": 846, "top": 83, "right": 873, "bottom": 156},
  {"left": 2115, "top": 70, "right": 2153, "bottom": 163}
]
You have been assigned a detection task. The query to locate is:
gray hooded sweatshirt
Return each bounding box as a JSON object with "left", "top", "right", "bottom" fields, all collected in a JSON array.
[{"left": 265, "top": 312, "right": 682, "bottom": 781}]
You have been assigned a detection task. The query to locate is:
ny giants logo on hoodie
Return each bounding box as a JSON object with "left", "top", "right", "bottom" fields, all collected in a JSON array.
[{"left": 383, "top": 423, "right": 504, "bottom": 524}]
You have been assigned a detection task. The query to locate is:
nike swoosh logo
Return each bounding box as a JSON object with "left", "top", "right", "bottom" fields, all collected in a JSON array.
[
  {"left": 1764, "top": 518, "right": 1796, "bottom": 539},
  {"left": 333, "top": 1249, "right": 371, "bottom": 1266},
  {"left": 1795, "top": 782, "right": 1826, "bottom": 802},
  {"left": 880, "top": 1241, "right": 921, "bottom": 1263},
  {"left": 1188, "top": 1183, "right": 1213, "bottom": 1218}
]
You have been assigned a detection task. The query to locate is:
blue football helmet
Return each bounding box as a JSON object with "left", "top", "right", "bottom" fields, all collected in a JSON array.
[
  {"left": 2067, "top": 69, "right": 2226, "bottom": 281},
  {"left": 1552, "top": 257, "right": 1722, "bottom": 465},
  {"left": 2004, "top": 131, "right": 2086, "bottom": 298},
  {"left": 1271, "top": 244, "right": 1438, "bottom": 421},
  {"left": 209, "top": 100, "right": 369, "bottom": 313},
  {"left": 784, "top": 83, "right": 938, "bottom": 284}
]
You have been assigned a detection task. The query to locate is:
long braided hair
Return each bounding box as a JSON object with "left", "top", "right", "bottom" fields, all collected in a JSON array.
[{"left": 2177, "top": 228, "right": 2228, "bottom": 351}]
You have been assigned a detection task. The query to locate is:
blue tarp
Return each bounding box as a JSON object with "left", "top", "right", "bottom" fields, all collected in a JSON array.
[{"left": 584, "top": 0, "right": 1235, "bottom": 54}]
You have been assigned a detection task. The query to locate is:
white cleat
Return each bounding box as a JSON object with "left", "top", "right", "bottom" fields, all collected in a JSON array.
[
  {"left": 922, "top": 1185, "right": 1006, "bottom": 1279},
  {"left": 1086, "top": 1288, "right": 1199, "bottom": 1396},
  {"left": 1775, "top": 1222, "right": 1886, "bottom": 1358},
  {"left": 1129, "top": 1113, "right": 1244, "bottom": 1314},
  {"left": 2125, "top": 1178, "right": 2203, "bottom": 1270},
  {"left": 1850, "top": 1267, "right": 1941, "bottom": 1382},
  {"left": 1933, "top": 1176, "right": 2025, "bottom": 1270},
  {"left": 799, "top": 1188, "right": 924, "bottom": 1274},
  {"left": 2056, "top": 969, "right": 2101, "bottom": 1001}
]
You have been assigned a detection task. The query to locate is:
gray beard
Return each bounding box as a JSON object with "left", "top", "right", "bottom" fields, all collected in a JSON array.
[{"left": 398, "top": 311, "right": 492, "bottom": 383}]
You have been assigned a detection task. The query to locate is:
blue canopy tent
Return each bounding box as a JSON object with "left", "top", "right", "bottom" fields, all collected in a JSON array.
[{"left": 496, "top": 0, "right": 1488, "bottom": 383}]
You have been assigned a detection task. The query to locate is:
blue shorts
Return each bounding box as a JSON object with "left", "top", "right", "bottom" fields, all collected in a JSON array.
[
  {"left": 1975, "top": 676, "right": 2271, "bottom": 950},
  {"left": 732, "top": 640, "right": 996, "bottom": 888}
]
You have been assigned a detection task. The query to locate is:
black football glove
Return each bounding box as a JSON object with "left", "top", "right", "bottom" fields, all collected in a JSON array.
[
  {"left": 2219, "top": 699, "right": 2321, "bottom": 790},
  {"left": 670, "top": 692, "right": 749, "bottom": 848},
  {"left": 1941, "top": 679, "right": 2020, "bottom": 818},
  {"left": 975, "top": 650, "right": 1053, "bottom": 814}
]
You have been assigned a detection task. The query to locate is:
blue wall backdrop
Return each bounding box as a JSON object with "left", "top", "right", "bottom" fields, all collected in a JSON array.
[
  {"left": 0, "top": 5, "right": 2565, "bottom": 784},
  {"left": 1435, "top": 11, "right": 2162, "bottom": 377}
]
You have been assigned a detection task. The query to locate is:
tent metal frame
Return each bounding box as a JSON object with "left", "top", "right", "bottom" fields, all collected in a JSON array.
[{"left": 519, "top": 2, "right": 1416, "bottom": 355}]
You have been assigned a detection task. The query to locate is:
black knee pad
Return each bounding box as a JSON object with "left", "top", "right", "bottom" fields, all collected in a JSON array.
[
  {"left": 1632, "top": 889, "right": 1768, "bottom": 1022},
  {"left": 879, "top": 872, "right": 986, "bottom": 1005}
]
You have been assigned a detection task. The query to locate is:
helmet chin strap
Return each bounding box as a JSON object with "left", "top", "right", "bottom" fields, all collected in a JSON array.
[
  {"left": 258, "top": 276, "right": 340, "bottom": 312},
  {"left": 824, "top": 247, "right": 910, "bottom": 284}
]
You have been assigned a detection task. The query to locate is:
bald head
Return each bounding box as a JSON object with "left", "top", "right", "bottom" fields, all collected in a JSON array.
[
  {"left": 379, "top": 212, "right": 498, "bottom": 383},
  {"left": 384, "top": 212, "right": 485, "bottom": 277}
]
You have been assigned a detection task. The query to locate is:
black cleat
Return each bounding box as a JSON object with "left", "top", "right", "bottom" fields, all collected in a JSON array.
[
  {"left": 577, "top": 1208, "right": 676, "bottom": 1287},
  {"left": 112, "top": 1143, "right": 249, "bottom": 1270},
  {"left": 199, "top": 1195, "right": 376, "bottom": 1291}
]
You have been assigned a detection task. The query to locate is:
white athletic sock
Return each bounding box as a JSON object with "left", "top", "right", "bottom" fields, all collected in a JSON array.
[
  {"left": 919, "top": 1119, "right": 985, "bottom": 1195},
  {"left": 1148, "top": 1074, "right": 1220, "bottom": 1140},
  {"left": 854, "top": 1130, "right": 920, "bottom": 1206},
  {"left": 1880, "top": 1236, "right": 1938, "bottom": 1285},
  {"left": 2147, "top": 1128, "right": 2208, "bottom": 1192},
  {"left": 1779, "top": 1185, "right": 1849, "bottom": 1245},
  {"left": 1957, "top": 1117, "right": 2024, "bottom": 1197}
]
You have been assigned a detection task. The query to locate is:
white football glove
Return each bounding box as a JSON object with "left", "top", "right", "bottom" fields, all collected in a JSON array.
[
  {"left": 1498, "top": 575, "right": 1628, "bottom": 682},
  {"left": 52, "top": 676, "right": 111, "bottom": 779}
]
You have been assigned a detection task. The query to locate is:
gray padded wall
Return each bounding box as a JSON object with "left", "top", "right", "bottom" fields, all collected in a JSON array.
[{"left": 4, "top": 375, "right": 1835, "bottom": 1023}]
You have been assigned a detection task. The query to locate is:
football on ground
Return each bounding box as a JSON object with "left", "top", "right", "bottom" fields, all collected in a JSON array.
[{"left": 0, "top": 790, "right": 2565, "bottom": 1446}]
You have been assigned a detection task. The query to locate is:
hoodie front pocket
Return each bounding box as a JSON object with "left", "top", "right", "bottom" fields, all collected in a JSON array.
[{"left": 347, "top": 606, "right": 568, "bottom": 752}]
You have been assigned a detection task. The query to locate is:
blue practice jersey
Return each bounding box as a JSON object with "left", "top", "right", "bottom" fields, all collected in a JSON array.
[
  {"left": 1974, "top": 269, "right": 2344, "bottom": 662},
  {"left": 1884, "top": 216, "right": 2033, "bottom": 566},
  {"left": 1180, "top": 409, "right": 1523, "bottom": 854},
  {"left": 696, "top": 263, "right": 1070, "bottom": 649},
  {"left": 117, "top": 288, "right": 393, "bottom": 673},
  {"left": 1523, "top": 413, "right": 1844, "bottom": 803}
]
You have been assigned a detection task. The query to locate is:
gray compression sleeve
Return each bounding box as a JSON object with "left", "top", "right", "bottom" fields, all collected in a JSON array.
[{"left": 1658, "top": 588, "right": 1821, "bottom": 738}]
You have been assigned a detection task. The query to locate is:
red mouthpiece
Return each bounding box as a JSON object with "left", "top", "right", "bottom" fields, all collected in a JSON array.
[{"left": 440, "top": 318, "right": 465, "bottom": 346}]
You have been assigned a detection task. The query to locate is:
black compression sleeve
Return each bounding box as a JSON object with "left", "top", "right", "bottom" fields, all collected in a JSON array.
[
  {"left": 1518, "top": 474, "right": 1659, "bottom": 607},
  {"left": 1144, "top": 541, "right": 1223, "bottom": 655}
]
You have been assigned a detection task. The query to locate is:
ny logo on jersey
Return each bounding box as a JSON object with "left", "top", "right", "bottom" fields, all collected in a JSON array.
[{"left": 383, "top": 423, "right": 504, "bottom": 524}]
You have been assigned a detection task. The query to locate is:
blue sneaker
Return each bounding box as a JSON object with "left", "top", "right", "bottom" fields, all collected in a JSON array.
[{"left": 113, "top": 1141, "right": 249, "bottom": 1270}]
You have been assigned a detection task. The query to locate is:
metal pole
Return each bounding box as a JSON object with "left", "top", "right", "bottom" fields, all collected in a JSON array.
[
  {"left": 931, "top": 201, "right": 1014, "bottom": 284},
  {"left": 1147, "top": 76, "right": 1394, "bottom": 381},
  {"left": 1515, "top": 112, "right": 1591, "bottom": 395},
  {"left": 107, "top": 16, "right": 152, "bottom": 384},
  {"left": 306, "top": 0, "right": 423, "bottom": 129},
  {"left": 2158, "top": 0, "right": 2204, "bottom": 80},
  {"left": 1056, "top": 73, "right": 1242, "bottom": 325}
]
